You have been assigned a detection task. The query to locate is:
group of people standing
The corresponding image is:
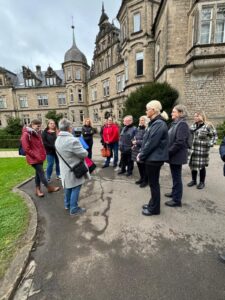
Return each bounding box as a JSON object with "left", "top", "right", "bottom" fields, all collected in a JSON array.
[{"left": 21, "top": 99, "right": 217, "bottom": 218}]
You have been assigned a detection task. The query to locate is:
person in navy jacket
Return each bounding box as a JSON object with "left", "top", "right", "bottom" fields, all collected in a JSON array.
[
  {"left": 164, "top": 105, "right": 190, "bottom": 207},
  {"left": 137, "top": 100, "right": 169, "bottom": 216}
]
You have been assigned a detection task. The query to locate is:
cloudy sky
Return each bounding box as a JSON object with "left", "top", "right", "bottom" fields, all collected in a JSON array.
[{"left": 0, "top": 0, "right": 121, "bottom": 73}]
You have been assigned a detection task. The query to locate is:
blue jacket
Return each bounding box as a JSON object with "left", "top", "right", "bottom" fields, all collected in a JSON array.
[
  {"left": 168, "top": 118, "right": 189, "bottom": 165},
  {"left": 139, "top": 115, "right": 169, "bottom": 163},
  {"left": 119, "top": 125, "right": 137, "bottom": 153}
]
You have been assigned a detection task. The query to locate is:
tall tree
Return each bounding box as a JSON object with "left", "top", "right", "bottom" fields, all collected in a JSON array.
[
  {"left": 123, "top": 82, "right": 179, "bottom": 125},
  {"left": 45, "top": 110, "right": 63, "bottom": 126}
]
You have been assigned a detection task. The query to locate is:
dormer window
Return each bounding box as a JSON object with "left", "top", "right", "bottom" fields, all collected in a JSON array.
[
  {"left": 25, "top": 79, "right": 35, "bottom": 87},
  {"left": 46, "top": 77, "right": 56, "bottom": 86}
]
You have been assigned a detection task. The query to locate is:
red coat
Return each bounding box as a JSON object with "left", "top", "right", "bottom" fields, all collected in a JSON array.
[
  {"left": 102, "top": 124, "right": 119, "bottom": 144},
  {"left": 21, "top": 127, "right": 46, "bottom": 165}
]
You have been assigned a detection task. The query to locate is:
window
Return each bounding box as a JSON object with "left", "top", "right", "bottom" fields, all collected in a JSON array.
[
  {"left": 25, "top": 79, "right": 35, "bottom": 87},
  {"left": 22, "top": 114, "right": 30, "bottom": 125},
  {"left": 70, "top": 89, "right": 74, "bottom": 103},
  {"left": 216, "top": 6, "right": 225, "bottom": 43},
  {"left": 118, "top": 109, "right": 123, "bottom": 119},
  {"left": 133, "top": 12, "right": 141, "bottom": 32},
  {"left": 0, "top": 96, "right": 6, "bottom": 109},
  {"left": 0, "top": 77, "right": 3, "bottom": 86},
  {"left": 155, "top": 43, "right": 160, "bottom": 72},
  {"left": 46, "top": 77, "right": 56, "bottom": 86},
  {"left": 93, "top": 109, "right": 99, "bottom": 122},
  {"left": 136, "top": 52, "right": 144, "bottom": 76},
  {"left": 78, "top": 89, "right": 83, "bottom": 102},
  {"left": 91, "top": 85, "right": 97, "bottom": 101},
  {"left": 71, "top": 110, "right": 75, "bottom": 122},
  {"left": 67, "top": 69, "right": 72, "bottom": 80},
  {"left": 193, "top": 4, "right": 225, "bottom": 45},
  {"left": 103, "top": 80, "right": 110, "bottom": 97},
  {"left": 19, "top": 96, "right": 28, "bottom": 108},
  {"left": 75, "top": 70, "right": 81, "bottom": 80},
  {"left": 124, "top": 58, "right": 129, "bottom": 81},
  {"left": 116, "top": 74, "right": 125, "bottom": 92},
  {"left": 37, "top": 95, "right": 48, "bottom": 106},
  {"left": 200, "top": 7, "right": 213, "bottom": 44},
  {"left": 79, "top": 110, "right": 84, "bottom": 123},
  {"left": 121, "top": 20, "right": 127, "bottom": 41},
  {"left": 64, "top": 113, "right": 68, "bottom": 119},
  {"left": 58, "top": 93, "right": 66, "bottom": 105}
]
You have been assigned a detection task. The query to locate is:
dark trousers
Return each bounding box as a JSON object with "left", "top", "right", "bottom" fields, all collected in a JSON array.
[
  {"left": 32, "top": 163, "right": 48, "bottom": 188},
  {"left": 137, "top": 162, "right": 148, "bottom": 183},
  {"left": 85, "top": 139, "right": 93, "bottom": 159},
  {"left": 170, "top": 164, "right": 182, "bottom": 203},
  {"left": 145, "top": 164, "right": 162, "bottom": 214},
  {"left": 192, "top": 167, "right": 206, "bottom": 183},
  {"left": 120, "top": 151, "right": 134, "bottom": 175}
]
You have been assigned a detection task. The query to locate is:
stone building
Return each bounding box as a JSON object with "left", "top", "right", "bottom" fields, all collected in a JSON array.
[{"left": 0, "top": 0, "right": 225, "bottom": 130}]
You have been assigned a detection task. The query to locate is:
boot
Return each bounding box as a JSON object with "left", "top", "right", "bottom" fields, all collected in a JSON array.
[
  {"left": 35, "top": 186, "right": 44, "bottom": 197},
  {"left": 47, "top": 185, "right": 60, "bottom": 193}
]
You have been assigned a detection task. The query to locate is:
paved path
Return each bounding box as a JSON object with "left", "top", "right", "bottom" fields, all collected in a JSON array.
[{"left": 13, "top": 142, "right": 225, "bottom": 300}]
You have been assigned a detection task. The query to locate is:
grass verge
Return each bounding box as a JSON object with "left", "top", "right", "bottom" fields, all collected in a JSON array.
[{"left": 0, "top": 158, "right": 34, "bottom": 278}]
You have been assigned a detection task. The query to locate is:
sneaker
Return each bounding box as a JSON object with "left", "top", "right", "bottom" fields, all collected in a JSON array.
[
  {"left": 65, "top": 206, "right": 69, "bottom": 210},
  {"left": 114, "top": 166, "right": 120, "bottom": 171},
  {"left": 56, "top": 176, "right": 61, "bottom": 180},
  {"left": 70, "top": 207, "right": 86, "bottom": 216}
]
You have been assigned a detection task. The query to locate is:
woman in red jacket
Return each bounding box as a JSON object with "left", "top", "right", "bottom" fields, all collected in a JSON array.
[
  {"left": 102, "top": 117, "right": 119, "bottom": 168},
  {"left": 21, "top": 119, "right": 60, "bottom": 197}
]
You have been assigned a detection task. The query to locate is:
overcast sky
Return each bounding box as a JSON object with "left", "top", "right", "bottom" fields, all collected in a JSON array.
[{"left": 0, "top": 0, "right": 121, "bottom": 73}]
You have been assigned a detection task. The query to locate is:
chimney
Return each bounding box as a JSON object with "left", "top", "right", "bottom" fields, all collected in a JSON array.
[{"left": 36, "top": 65, "right": 41, "bottom": 75}]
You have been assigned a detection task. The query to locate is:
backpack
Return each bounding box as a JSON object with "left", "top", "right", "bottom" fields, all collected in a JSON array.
[{"left": 18, "top": 143, "right": 26, "bottom": 156}]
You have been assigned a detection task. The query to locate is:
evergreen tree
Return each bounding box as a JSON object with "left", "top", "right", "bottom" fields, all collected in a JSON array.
[
  {"left": 45, "top": 110, "right": 63, "bottom": 126},
  {"left": 123, "top": 82, "right": 179, "bottom": 125}
]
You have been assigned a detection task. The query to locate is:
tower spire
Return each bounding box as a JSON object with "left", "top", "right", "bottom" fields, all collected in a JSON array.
[
  {"left": 102, "top": 2, "right": 105, "bottom": 13},
  {"left": 71, "top": 16, "right": 76, "bottom": 46}
]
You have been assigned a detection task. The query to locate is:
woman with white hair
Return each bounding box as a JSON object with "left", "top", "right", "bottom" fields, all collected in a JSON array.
[
  {"left": 137, "top": 100, "right": 169, "bottom": 216},
  {"left": 164, "top": 104, "right": 190, "bottom": 207},
  {"left": 55, "top": 118, "right": 88, "bottom": 216}
]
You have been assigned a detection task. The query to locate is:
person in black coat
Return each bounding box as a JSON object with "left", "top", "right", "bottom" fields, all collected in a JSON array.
[
  {"left": 137, "top": 100, "right": 169, "bottom": 216},
  {"left": 218, "top": 137, "right": 225, "bottom": 263},
  {"left": 42, "top": 119, "right": 60, "bottom": 181},
  {"left": 82, "top": 118, "right": 94, "bottom": 159},
  {"left": 164, "top": 105, "right": 190, "bottom": 207},
  {"left": 132, "top": 115, "right": 148, "bottom": 187}
]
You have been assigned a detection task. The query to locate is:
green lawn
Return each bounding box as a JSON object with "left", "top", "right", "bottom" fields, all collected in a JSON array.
[
  {"left": 0, "top": 158, "right": 34, "bottom": 278},
  {"left": 0, "top": 149, "right": 17, "bottom": 151}
]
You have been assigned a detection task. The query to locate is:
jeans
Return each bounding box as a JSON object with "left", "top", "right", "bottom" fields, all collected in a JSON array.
[
  {"left": 32, "top": 163, "right": 49, "bottom": 187},
  {"left": 64, "top": 185, "right": 82, "bottom": 214},
  {"left": 46, "top": 153, "right": 60, "bottom": 180},
  {"left": 105, "top": 142, "right": 119, "bottom": 167},
  {"left": 145, "top": 164, "right": 163, "bottom": 214},
  {"left": 170, "top": 164, "right": 182, "bottom": 203}
]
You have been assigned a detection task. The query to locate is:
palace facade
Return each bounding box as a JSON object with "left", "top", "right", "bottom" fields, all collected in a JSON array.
[{"left": 1, "top": 0, "right": 225, "bottom": 130}]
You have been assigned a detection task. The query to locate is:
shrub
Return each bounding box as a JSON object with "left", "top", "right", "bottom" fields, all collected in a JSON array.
[
  {"left": 216, "top": 120, "right": 225, "bottom": 139},
  {"left": 123, "top": 82, "right": 179, "bottom": 125}
]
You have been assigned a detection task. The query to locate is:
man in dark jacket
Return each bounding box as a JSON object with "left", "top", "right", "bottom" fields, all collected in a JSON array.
[
  {"left": 118, "top": 115, "right": 136, "bottom": 176},
  {"left": 218, "top": 137, "right": 225, "bottom": 263},
  {"left": 137, "top": 100, "right": 169, "bottom": 216}
]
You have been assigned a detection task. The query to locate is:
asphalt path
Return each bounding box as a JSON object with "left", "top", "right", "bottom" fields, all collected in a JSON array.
[{"left": 14, "top": 143, "right": 225, "bottom": 300}]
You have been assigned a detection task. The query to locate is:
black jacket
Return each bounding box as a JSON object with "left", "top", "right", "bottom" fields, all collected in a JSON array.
[
  {"left": 168, "top": 118, "right": 189, "bottom": 165},
  {"left": 219, "top": 137, "right": 225, "bottom": 176},
  {"left": 82, "top": 125, "right": 94, "bottom": 142},
  {"left": 42, "top": 129, "right": 57, "bottom": 155},
  {"left": 119, "top": 124, "right": 137, "bottom": 153},
  {"left": 139, "top": 115, "right": 169, "bottom": 163}
]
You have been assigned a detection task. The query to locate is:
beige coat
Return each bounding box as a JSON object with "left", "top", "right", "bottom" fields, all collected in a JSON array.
[{"left": 55, "top": 131, "right": 88, "bottom": 189}]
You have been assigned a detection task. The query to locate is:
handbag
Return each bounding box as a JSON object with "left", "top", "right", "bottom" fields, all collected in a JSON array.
[
  {"left": 101, "top": 147, "right": 111, "bottom": 157},
  {"left": 84, "top": 157, "right": 96, "bottom": 173},
  {"left": 56, "top": 149, "right": 88, "bottom": 178}
]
